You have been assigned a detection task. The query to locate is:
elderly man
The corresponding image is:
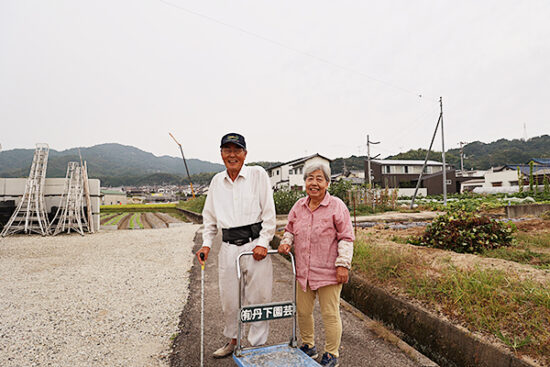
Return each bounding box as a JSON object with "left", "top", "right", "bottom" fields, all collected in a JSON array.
[{"left": 196, "top": 133, "right": 276, "bottom": 358}]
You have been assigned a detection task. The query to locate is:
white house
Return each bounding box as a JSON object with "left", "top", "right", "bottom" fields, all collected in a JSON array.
[
  {"left": 266, "top": 154, "right": 331, "bottom": 191},
  {"left": 483, "top": 167, "right": 519, "bottom": 188}
]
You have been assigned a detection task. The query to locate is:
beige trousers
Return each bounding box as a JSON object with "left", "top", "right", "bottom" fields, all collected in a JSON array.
[
  {"left": 296, "top": 283, "right": 343, "bottom": 357},
  {"left": 218, "top": 240, "right": 273, "bottom": 346}
]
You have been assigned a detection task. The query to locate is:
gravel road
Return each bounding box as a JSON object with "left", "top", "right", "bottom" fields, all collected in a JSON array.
[{"left": 0, "top": 224, "right": 199, "bottom": 367}]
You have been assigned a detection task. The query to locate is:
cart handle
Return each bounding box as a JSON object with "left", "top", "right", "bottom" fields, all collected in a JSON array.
[
  {"left": 235, "top": 248, "right": 298, "bottom": 356},
  {"left": 236, "top": 249, "right": 296, "bottom": 280}
]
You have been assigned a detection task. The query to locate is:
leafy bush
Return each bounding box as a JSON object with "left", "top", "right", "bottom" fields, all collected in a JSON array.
[
  {"left": 409, "top": 211, "right": 516, "bottom": 254},
  {"left": 274, "top": 189, "right": 305, "bottom": 214},
  {"left": 328, "top": 180, "right": 352, "bottom": 205}
]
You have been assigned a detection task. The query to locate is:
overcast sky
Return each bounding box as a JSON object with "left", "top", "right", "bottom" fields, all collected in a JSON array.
[{"left": 1, "top": 0, "right": 549, "bottom": 164}]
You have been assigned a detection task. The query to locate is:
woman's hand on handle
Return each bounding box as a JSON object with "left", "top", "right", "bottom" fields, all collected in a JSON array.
[{"left": 278, "top": 243, "right": 291, "bottom": 255}]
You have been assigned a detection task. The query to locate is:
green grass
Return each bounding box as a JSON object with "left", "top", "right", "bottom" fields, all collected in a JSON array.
[
  {"left": 177, "top": 196, "right": 206, "bottom": 213},
  {"left": 389, "top": 235, "right": 409, "bottom": 244},
  {"left": 482, "top": 246, "right": 550, "bottom": 268},
  {"left": 516, "top": 232, "right": 550, "bottom": 249},
  {"left": 353, "top": 233, "right": 550, "bottom": 363}
]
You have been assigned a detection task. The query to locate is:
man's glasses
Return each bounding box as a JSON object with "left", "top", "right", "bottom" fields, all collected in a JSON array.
[{"left": 221, "top": 147, "right": 245, "bottom": 155}]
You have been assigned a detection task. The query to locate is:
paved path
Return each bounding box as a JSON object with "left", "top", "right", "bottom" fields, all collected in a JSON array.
[{"left": 170, "top": 230, "right": 436, "bottom": 367}]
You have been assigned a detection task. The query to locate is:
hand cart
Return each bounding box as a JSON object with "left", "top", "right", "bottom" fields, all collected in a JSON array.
[{"left": 233, "top": 249, "right": 320, "bottom": 366}]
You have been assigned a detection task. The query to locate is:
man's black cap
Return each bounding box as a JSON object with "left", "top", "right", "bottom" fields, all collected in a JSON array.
[{"left": 220, "top": 133, "right": 246, "bottom": 150}]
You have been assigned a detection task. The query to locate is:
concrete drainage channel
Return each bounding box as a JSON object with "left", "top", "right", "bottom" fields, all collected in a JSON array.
[{"left": 341, "top": 273, "right": 534, "bottom": 367}]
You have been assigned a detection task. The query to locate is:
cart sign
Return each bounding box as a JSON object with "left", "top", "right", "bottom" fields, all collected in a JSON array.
[{"left": 240, "top": 302, "right": 295, "bottom": 323}]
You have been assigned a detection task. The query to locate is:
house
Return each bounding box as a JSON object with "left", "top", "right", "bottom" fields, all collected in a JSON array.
[
  {"left": 469, "top": 158, "right": 550, "bottom": 194},
  {"left": 483, "top": 160, "right": 550, "bottom": 188},
  {"left": 266, "top": 154, "right": 332, "bottom": 190},
  {"left": 101, "top": 189, "right": 128, "bottom": 205},
  {"left": 332, "top": 170, "right": 365, "bottom": 186},
  {"left": 366, "top": 159, "right": 448, "bottom": 189},
  {"left": 365, "top": 159, "right": 458, "bottom": 195}
]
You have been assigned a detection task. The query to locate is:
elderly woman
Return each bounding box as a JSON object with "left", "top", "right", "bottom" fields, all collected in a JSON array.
[{"left": 278, "top": 163, "right": 354, "bottom": 367}]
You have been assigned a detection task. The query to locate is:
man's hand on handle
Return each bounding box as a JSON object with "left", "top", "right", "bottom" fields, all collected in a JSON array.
[
  {"left": 252, "top": 246, "right": 267, "bottom": 261},
  {"left": 196, "top": 246, "right": 210, "bottom": 265}
]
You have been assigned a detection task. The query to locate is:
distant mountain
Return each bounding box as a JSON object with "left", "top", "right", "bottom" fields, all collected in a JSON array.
[
  {"left": 0, "top": 143, "right": 225, "bottom": 185},
  {"left": 3, "top": 136, "right": 548, "bottom": 185}
]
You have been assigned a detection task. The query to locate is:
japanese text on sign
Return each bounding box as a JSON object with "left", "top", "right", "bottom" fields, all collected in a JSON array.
[{"left": 240, "top": 302, "right": 295, "bottom": 323}]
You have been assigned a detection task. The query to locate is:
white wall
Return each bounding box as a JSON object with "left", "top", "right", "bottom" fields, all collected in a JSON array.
[
  {"left": 289, "top": 157, "right": 331, "bottom": 189},
  {"left": 0, "top": 178, "right": 101, "bottom": 230},
  {"left": 269, "top": 163, "right": 290, "bottom": 188},
  {"left": 483, "top": 169, "right": 518, "bottom": 188}
]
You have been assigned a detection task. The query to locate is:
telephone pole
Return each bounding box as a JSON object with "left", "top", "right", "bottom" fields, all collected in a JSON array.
[
  {"left": 440, "top": 97, "right": 447, "bottom": 206},
  {"left": 459, "top": 141, "right": 467, "bottom": 172},
  {"left": 366, "top": 135, "right": 380, "bottom": 187}
]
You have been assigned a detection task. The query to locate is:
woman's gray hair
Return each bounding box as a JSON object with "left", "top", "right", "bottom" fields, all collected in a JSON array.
[{"left": 303, "top": 163, "right": 331, "bottom": 182}]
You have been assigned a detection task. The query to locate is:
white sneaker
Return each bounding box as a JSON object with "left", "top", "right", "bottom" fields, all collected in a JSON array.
[{"left": 213, "top": 342, "right": 235, "bottom": 358}]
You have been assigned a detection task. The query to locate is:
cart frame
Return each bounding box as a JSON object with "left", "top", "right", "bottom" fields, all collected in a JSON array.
[{"left": 234, "top": 249, "right": 298, "bottom": 357}]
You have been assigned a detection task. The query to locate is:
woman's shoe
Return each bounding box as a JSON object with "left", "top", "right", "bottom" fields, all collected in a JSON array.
[
  {"left": 320, "top": 352, "right": 339, "bottom": 367},
  {"left": 299, "top": 343, "right": 319, "bottom": 359}
]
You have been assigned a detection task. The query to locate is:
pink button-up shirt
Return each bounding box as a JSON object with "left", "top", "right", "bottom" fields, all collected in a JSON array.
[{"left": 284, "top": 192, "right": 355, "bottom": 292}]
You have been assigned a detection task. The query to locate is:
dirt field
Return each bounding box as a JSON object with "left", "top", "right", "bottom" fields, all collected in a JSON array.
[
  {"left": 100, "top": 212, "right": 183, "bottom": 230},
  {"left": 359, "top": 218, "right": 550, "bottom": 284}
]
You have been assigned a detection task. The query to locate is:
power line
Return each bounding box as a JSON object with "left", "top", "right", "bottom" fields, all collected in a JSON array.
[{"left": 157, "top": 0, "right": 433, "bottom": 101}]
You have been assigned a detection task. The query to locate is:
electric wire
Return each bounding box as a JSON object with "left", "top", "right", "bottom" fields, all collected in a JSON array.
[{"left": 157, "top": 0, "right": 433, "bottom": 102}]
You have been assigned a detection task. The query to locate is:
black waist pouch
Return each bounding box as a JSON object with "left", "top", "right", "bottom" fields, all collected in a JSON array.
[{"left": 222, "top": 222, "right": 263, "bottom": 245}]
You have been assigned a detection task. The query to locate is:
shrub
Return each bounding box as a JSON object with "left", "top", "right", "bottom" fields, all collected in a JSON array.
[
  {"left": 273, "top": 189, "right": 305, "bottom": 214},
  {"left": 409, "top": 210, "right": 516, "bottom": 254},
  {"left": 328, "top": 180, "right": 352, "bottom": 205}
]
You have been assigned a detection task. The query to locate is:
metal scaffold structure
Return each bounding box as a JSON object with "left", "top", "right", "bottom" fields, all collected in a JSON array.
[
  {"left": 49, "top": 162, "right": 88, "bottom": 236},
  {"left": 1, "top": 144, "right": 51, "bottom": 236}
]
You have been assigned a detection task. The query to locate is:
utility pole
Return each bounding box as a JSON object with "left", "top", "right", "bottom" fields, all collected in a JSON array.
[
  {"left": 410, "top": 114, "right": 442, "bottom": 209},
  {"left": 459, "top": 141, "right": 467, "bottom": 172},
  {"left": 169, "top": 133, "right": 196, "bottom": 199},
  {"left": 440, "top": 97, "right": 447, "bottom": 207},
  {"left": 366, "top": 135, "right": 380, "bottom": 187}
]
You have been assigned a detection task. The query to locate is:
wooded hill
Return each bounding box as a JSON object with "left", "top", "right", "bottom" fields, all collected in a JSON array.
[
  {"left": 0, "top": 143, "right": 225, "bottom": 186},
  {"left": 2, "top": 136, "right": 548, "bottom": 186},
  {"left": 330, "top": 135, "right": 550, "bottom": 173}
]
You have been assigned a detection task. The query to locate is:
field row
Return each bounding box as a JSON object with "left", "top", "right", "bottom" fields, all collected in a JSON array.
[{"left": 99, "top": 212, "right": 183, "bottom": 229}]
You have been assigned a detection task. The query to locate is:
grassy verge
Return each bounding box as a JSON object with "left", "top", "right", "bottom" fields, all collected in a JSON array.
[
  {"left": 482, "top": 247, "right": 550, "bottom": 269},
  {"left": 516, "top": 232, "right": 550, "bottom": 249},
  {"left": 353, "top": 231, "right": 550, "bottom": 364},
  {"left": 177, "top": 196, "right": 206, "bottom": 213}
]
